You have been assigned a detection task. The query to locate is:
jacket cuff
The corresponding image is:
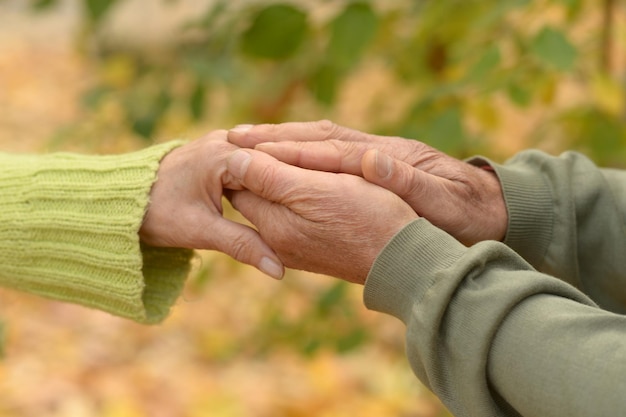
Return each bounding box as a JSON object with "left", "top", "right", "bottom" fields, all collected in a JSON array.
[
  {"left": 363, "top": 219, "right": 466, "bottom": 323},
  {"left": 467, "top": 154, "right": 554, "bottom": 268}
]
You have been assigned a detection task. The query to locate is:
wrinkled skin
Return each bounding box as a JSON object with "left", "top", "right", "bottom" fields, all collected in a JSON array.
[
  {"left": 228, "top": 120, "right": 508, "bottom": 246},
  {"left": 226, "top": 148, "right": 418, "bottom": 284}
]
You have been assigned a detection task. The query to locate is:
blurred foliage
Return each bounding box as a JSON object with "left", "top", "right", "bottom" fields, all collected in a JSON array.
[
  {"left": 31, "top": 0, "right": 626, "bottom": 164},
  {"left": 186, "top": 263, "right": 372, "bottom": 358},
  {"left": 244, "top": 281, "right": 371, "bottom": 357},
  {"left": 25, "top": 0, "right": 626, "bottom": 356},
  {"left": 19, "top": 0, "right": 625, "bottom": 364},
  {"left": 2, "top": 1, "right": 622, "bottom": 414}
]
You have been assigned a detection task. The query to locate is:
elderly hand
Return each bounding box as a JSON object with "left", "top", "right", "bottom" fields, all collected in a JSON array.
[
  {"left": 228, "top": 120, "right": 507, "bottom": 246},
  {"left": 139, "top": 130, "right": 284, "bottom": 279},
  {"left": 226, "top": 148, "right": 418, "bottom": 284}
]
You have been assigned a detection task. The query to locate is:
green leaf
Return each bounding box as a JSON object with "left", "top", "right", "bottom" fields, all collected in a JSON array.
[
  {"left": 465, "top": 44, "right": 501, "bottom": 82},
  {"left": 309, "top": 64, "right": 339, "bottom": 105},
  {"left": 335, "top": 328, "right": 368, "bottom": 353},
  {"left": 241, "top": 4, "right": 308, "bottom": 60},
  {"left": 530, "top": 26, "right": 578, "bottom": 71},
  {"left": 84, "top": 0, "right": 118, "bottom": 23},
  {"left": 506, "top": 82, "right": 532, "bottom": 107},
  {"left": 558, "top": 107, "right": 626, "bottom": 164},
  {"left": 422, "top": 108, "right": 466, "bottom": 154},
  {"left": 189, "top": 82, "right": 206, "bottom": 120},
  {"left": 327, "top": 2, "right": 378, "bottom": 71},
  {"left": 81, "top": 86, "right": 109, "bottom": 109},
  {"left": 127, "top": 88, "right": 172, "bottom": 139},
  {"left": 315, "top": 282, "right": 347, "bottom": 317}
]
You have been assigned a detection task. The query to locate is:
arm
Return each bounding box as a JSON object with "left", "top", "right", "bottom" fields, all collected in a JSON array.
[
  {"left": 479, "top": 150, "right": 626, "bottom": 313},
  {"left": 367, "top": 219, "right": 626, "bottom": 417},
  {"left": 226, "top": 146, "right": 626, "bottom": 417},
  {"left": 0, "top": 141, "right": 191, "bottom": 323},
  {"left": 0, "top": 131, "right": 282, "bottom": 324}
]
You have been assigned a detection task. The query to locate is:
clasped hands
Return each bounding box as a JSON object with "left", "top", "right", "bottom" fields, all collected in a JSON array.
[{"left": 140, "top": 120, "right": 507, "bottom": 284}]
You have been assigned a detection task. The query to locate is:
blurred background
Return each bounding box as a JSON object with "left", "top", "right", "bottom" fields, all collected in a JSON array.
[{"left": 0, "top": 0, "right": 624, "bottom": 416}]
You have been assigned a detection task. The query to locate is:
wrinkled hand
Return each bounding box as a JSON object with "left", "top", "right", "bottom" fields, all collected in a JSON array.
[
  {"left": 139, "top": 130, "right": 284, "bottom": 279},
  {"left": 226, "top": 148, "right": 418, "bottom": 284},
  {"left": 228, "top": 120, "right": 507, "bottom": 246}
]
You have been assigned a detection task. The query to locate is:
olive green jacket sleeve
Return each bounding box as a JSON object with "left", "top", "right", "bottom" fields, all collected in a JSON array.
[
  {"left": 0, "top": 142, "right": 193, "bottom": 324},
  {"left": 363, "top": 151, "right": 626, "bottom": 417},
  {"left": 491, "top": 151, "right": 626, "bottom": 313}
]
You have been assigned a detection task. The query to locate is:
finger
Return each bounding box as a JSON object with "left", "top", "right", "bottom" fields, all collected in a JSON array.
[
  {"left": 228, "top": 190, "right": 283, "bottom": 233},
  {"left": 207, "top": 216, "right": 284, "bottom": 280},
  {"left": 228, "top": 120, "right": 379, "bottom": 148},
  {"left": 255, "top": 136, "right": 429, "bottom": 175},
  {"left": 255, "top": 140, "right": 371, "bottom": 174},
  {"left": 361, "top": 149, "right": 449, "bottom": 216},
  {"left": 229, "top": 189, "right": 306, "bottom": 269},
  {"left": 227, "top": 149, "right": 314, "bottom": 203},
  {"left": 228, "top": 190, "right": 295, "bottom": 266}
]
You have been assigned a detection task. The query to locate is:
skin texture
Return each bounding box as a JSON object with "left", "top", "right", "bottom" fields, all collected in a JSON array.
[
  {"left": 228, "top": 120, "right": 508, "bottom": 246},
  {"left": 226, "top": 149, "right": 418, "bottom": 284},
  {"left": 139, "top": 130, "right": 284, "bottom": 279}
]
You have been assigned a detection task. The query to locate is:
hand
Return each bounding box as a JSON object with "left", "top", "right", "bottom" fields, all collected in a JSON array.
[
  {"left": 228, "top": 120, "right": 507, "bottom": 246},
  {"left": 226, "top": 148, "right": 418, "bottom": 284},
  {"left": 139, "top": 130, "right": 284, "bottom": 279}
]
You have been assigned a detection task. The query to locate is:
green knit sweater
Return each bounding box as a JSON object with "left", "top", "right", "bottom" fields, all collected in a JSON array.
[{"left": 0, "top": 142, "right": 193, "bottom": 325}]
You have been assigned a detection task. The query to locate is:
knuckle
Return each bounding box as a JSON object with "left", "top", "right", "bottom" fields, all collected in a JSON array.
[
  {"left": 209, "top": 137, "right": 236, "bottom": 153},
  {"left": 254, "top": 163, "right": 281, "bottom": 197},
  {"left": 228, "top": 233, "right": 252, "bottom": 261},
  {"left": 401, "top": 141, "right": 432, "bottom": 166},
  {"left": 314, "top": 119, "right": 341, "bottom": 139},
  {"left": 402, "top": 169, "right": 429, "bottom": 199},
  {"left": 264, "top": 123, "right": 279, "bottom": 135},
  {"left": 328, "top": 138, "right": 347, "bottom": 151},
  {"left": 406, "top": 178, "right": 427, "bottom": 199},
  {"left": 327, "top": 139, "right": 363, "bottom": 172}
]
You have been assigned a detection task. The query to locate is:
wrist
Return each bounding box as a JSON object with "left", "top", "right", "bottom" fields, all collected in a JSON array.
[{"left": 478, "top": 165, "right": 508, "bottom": 242}]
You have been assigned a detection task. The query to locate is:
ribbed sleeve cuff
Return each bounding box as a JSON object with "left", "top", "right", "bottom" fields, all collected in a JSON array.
[
  {"left": 363, "top": 219, "right": 467, "bottom": 323},
  {"left": 0, "top": 141, "right": 192, "bottom": 324},
  {"left": 467, "top": 155, "right": 554, "bottom": 268}
]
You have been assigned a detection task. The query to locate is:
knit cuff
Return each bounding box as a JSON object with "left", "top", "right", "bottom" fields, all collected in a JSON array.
[
  {"left": 0, "top": 141, "right": 192, "bottom": 324},
  {"left": 467, "top": 155, "right": 554, "bottom": 268},
  {"left": 363, "top": 219, "right": 467, "bottom": 323}
]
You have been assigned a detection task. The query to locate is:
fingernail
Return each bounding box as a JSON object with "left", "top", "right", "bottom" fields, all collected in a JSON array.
[
  {"left": 230, "top": 124, "right": 253, "bottom": 134},
  {"left": 228, "top": 150, "right": 252, "bottom": 179},
  {"left": 375, "top": 151, "right": 393, "bottom": 179},
  {"left": 259, "top": 257, "right": 284, "bottom": 280}
]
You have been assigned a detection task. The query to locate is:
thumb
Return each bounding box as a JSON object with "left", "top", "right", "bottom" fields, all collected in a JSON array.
[
  {"left": 361, "top": 149, "right": 446, "bottom": 215},
  {"left": 227, "top": 149, "right": 307, "bottom": 204}
]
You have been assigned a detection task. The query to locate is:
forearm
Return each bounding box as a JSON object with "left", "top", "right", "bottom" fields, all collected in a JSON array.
[
  {"left": 490, "top": 294, "right": 626, "bottom": 417},
  {"left": 0, "top": 142, "right": 193, "bottom": 323},
  {"left": 364, "top": 219, "right": 624, "bottom": 417}
]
